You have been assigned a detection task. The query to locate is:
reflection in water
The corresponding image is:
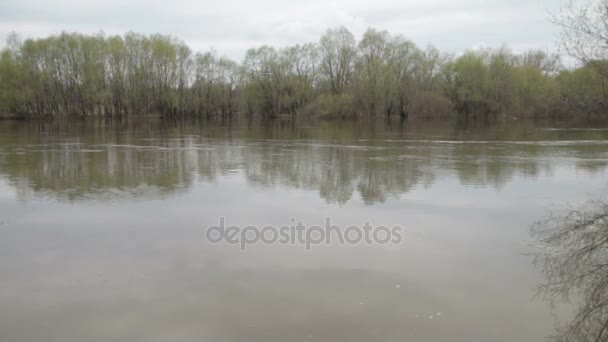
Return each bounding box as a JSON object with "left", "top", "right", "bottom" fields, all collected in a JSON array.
[
  {"left": 1, "top": 118, "right": 608, "bottom": 342},
  {"left": 532, "top": 198, "right": 608, "bottom": 342},
  {"left": 0, "top": 119, "right": 607, "bottom": 204}
]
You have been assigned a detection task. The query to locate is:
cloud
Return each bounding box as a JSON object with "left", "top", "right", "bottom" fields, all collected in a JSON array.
[{"left": 0, "top": 0, "right": 564, "bottom": 61}]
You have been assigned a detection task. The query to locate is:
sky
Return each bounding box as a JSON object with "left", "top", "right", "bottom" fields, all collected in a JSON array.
[{"left": 0, "top": 0, "right": 565, "bottom": 61}]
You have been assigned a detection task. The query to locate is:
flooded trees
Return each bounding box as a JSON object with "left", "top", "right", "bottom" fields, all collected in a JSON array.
[
  {"left": 442, "top": 48, "right": 564, "bottom": 123},
  {"left": 354, "top": 28, "right": 391, "bottom": 117},
  {"left": 318, "top": 27, "right": 356, "bottom": 95},
  {"left": 241, "top": 46, "right": 284, "bottom": 118},
  {"left": 0, "top": 35, "right": 31, "bottom": 116},
  {"left": 443, "top": 52, "right": 491, "bottom": 121},
  {"left": 281, "top": 43, "right": 318, "bottom": 114},
  {"left": 0, "top": 23, "right": 607, "bottom": 120},
  {"left": 384, "top": 36, "right": 418, "bottom": 119},
  {"left": 0, "top": 32, "right": 237, "bottom": 118}
]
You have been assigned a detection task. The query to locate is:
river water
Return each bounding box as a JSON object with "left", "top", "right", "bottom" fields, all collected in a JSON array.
[{"left": 0, "top": 118, "right": 606, "bottom": 341}]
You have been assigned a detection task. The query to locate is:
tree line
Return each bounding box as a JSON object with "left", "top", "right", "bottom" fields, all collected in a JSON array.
[{"left": 0, "top": 26, "right": 606, "bottom": 120}]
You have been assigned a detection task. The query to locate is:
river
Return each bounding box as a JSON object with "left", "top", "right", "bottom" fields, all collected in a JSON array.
[{"left": 0, "top": 118, "right": 606, "bottom": 341}]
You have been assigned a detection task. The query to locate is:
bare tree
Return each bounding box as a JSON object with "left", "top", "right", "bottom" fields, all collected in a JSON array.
[{"left": 554, "top": 0, "right": 608, "bottom": 75}]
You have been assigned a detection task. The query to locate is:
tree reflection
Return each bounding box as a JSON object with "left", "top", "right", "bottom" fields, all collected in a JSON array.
[
  {"left": 0, "top": 119, "right": 605, "bottom": 204},
  {"left": 532, "top": 198, "right": 608, "bottom": 341}
]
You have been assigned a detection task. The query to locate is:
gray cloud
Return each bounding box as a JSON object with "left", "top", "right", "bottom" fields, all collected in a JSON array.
[{"left": 0, "top": 0, "right": 565, "bottom": 60}]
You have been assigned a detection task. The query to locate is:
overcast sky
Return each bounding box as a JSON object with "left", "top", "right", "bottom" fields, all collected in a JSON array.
[{"left": 0, "top": 0, "right": 564, "bottom": 60}]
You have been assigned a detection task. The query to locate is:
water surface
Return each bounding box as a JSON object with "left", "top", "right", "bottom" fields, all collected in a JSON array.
[{"left": 0, "top": 119, "right": 607, "bottom": 341}]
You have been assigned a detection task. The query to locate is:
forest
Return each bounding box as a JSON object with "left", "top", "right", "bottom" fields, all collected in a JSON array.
[{"left": 0, "top": 4, "right": 607, "bottom": 121}]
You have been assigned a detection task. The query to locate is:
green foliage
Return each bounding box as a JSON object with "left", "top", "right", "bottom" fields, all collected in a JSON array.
[
  {"left": 443, "top": 48, "right": 572, "bottom": 120},
  {"left": 444, "top": 52, "right": 491, "bottom": 118},
  {"left": 319, "top": 27, "right": 356, "bottom": 95},
  {"left": 0, "top": 29, "right": 605, "bottom": 120},
  {"left": 552, "top": 60, "right": 608, "bottom": 119},
  {"left": 307, "top": 93, "right": 355, "bottom": 119}
]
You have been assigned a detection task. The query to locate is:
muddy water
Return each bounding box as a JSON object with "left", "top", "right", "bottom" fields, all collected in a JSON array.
[{"left": 0, "top": 119, "right": 607, "bottom": 341}]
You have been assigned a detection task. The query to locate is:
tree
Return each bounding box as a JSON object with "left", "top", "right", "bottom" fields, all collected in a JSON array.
[
  {"left": 555, "top": 0, "right": 608, "bottom": 116},
  {"left": 555, "top": 0, "right": 608, "bottom": 75},
  {"left": 385, "top": 35, "right": 419, "bottom": 118},
  {"left": 319, "top": 27, "right": 356, "bottom": 95},
  {"left": 280, "top": 43, "right": 318, "bottom": 114},
  {"left": 0, "top": 26, "right": 603, "bottom": 120},
  {"left": 354, "top": 28, "right": 391, "bottom": 117},
  {"left": 444, "top": 52, "right": 491, "bottom": 121}
]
